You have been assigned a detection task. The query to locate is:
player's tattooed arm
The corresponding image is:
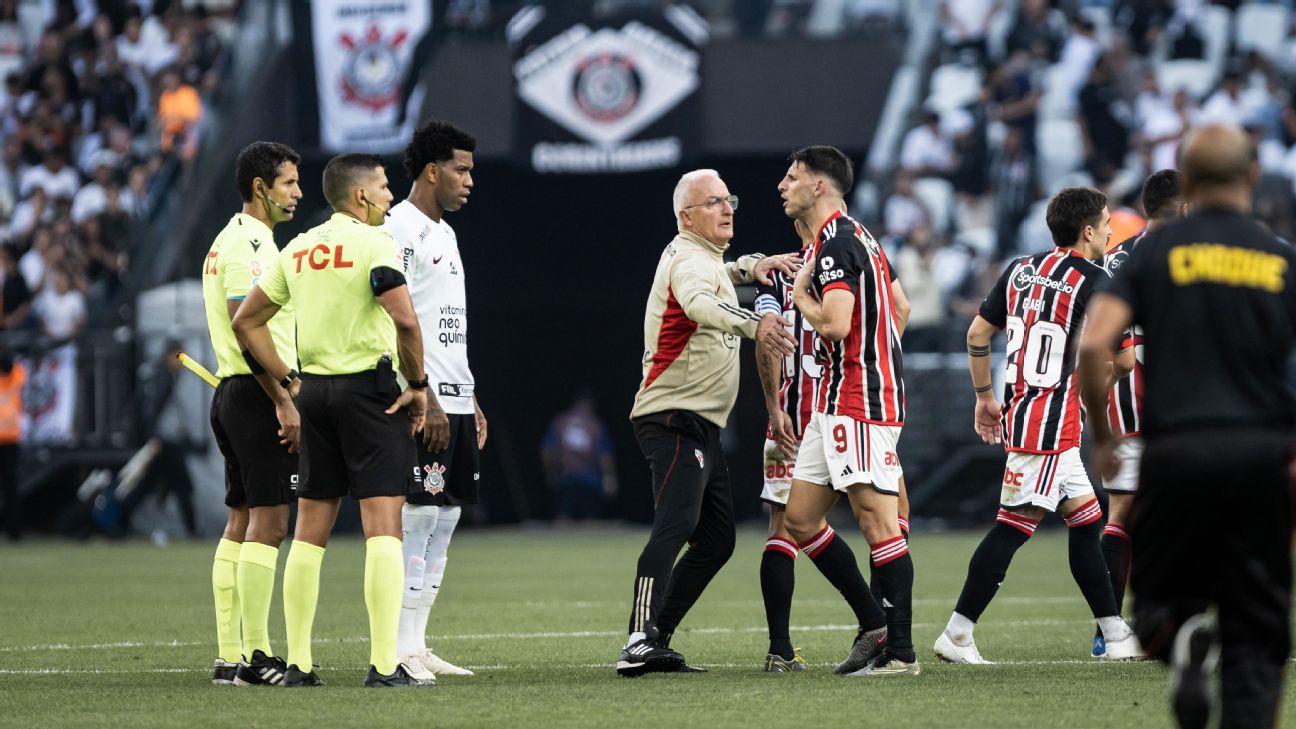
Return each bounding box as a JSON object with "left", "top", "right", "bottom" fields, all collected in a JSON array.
[{"left": 755, "top": 338, "right": 796, "bottom": 459}]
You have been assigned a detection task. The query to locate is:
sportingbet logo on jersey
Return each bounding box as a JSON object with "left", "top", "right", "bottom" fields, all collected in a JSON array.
[
  {"left": 1011, "top": 263, "right": 1075, "bottom": 294},
  {"left": 508, "top": 5, "right": 706, "bottom": 173}
]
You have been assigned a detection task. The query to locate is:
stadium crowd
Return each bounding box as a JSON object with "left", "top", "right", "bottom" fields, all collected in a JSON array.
[{"left": 879, "top": 0, "right": 1296, "bottom": 351}]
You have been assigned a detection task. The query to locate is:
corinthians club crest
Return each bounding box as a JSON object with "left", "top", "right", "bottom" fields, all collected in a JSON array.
[
  {"left": 423, "top": 463, "right": 447, "bottom": 495},
  {"left": 338, "top": 25, "right": 408, "bottom": 112},
  {"left": 573, "top": 52, "right": 641, "bottom": 122}
]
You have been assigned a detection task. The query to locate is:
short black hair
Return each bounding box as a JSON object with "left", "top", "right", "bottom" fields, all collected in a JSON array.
[
  {"left": 235, "top": 141, "right": 300, "bottom": 203},
  {"left": 1045, "top": 187, "right": 1107, "bottom": 246},
  {"left": 403, "top": 120, "right": 476, "bottom": 181},
  {"left": 788, "top": 145, "right": 854, "bottom": 197},
  {"left": 1141, "top": 169, "right": 1183, "bottom": 220},
  {"left": 322, "top": 153, "right": 384, "bottom": 210}
]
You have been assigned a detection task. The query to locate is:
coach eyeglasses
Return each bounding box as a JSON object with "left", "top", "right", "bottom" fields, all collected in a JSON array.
[{"left": 682, "top": 194, "right": 739, "bottom": 212}]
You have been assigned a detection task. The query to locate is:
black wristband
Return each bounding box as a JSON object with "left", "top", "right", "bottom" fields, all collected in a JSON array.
[
  {"left": 407, "top": 377, "right": 429, "bottom": 390},
  {"left": 241, "top": 349, "right": 265, "bottom": 374},
  {"left": 974, "top": 383, "right": 993, "bottom": 394},
  {"left": 280, "top": 369, "right": 299, "bottom": 390}
]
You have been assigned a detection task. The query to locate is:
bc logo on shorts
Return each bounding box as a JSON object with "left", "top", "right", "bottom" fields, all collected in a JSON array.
[{"left": 423, "top": 463, "right": 446, "bottom": 495}]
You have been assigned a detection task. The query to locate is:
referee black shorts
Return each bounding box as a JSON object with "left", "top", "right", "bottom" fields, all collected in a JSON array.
[
  {"left": 296, "top": 371, "right": 422, "bottom": 501},
  {"left": 209, "top": 375, "right": 297, "bottom": 508},
  {"left": 407, "top": 413, "right": 480, "bottom": 506}
]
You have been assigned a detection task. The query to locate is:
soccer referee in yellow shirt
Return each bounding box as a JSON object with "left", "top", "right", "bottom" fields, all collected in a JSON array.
[
  {"left": 233, "top": 153, "right": 430, "bottom": 688},
  {"left": 201, "top": 141, "right": 302, "bottom": 687}
]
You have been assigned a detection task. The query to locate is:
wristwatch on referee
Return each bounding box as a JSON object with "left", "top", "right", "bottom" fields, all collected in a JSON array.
[
  {"left": 279, "top": 369, "right": 300, "bottom": 390},
  {"left": 407, "top": 375, "right": 429, "bottom": 390}
]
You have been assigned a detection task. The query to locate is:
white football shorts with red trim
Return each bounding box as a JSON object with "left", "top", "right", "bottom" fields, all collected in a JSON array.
[
  {"left": 1000, "top": 447, "right": 1094, "bottom": 511},
  {"left": 1101, "top": 436, "right": 1143, "bottom": 494},
  {"left": 761, "top": 438, "right": 798, "bottom": 505},
  {"left": 795, "top": 413, "right": 902, "bottom": 494}
]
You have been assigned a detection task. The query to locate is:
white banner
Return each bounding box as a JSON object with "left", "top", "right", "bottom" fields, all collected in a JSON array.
[
  {"left": 312, "top": 0, "right": 431, "bottom": 153},
  {"left": 20, "top": 344, "right": 76, "bottom": 445}
]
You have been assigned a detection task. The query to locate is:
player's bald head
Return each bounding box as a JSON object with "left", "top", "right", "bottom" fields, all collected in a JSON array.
[{"left": 1179, "top": 124, "right": 1256, "bottom": 193}]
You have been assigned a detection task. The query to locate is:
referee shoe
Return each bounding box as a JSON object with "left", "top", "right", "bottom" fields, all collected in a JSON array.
[
  {"left": 233, "top": 650, "right": 287, "bottom": 686},
  {"left": 211, "top": 659, "right": 238, "bottom": 685},
  {"left": 282, "top": 664, "right": 324, "bottom": 687},
  {"left": 363, "top": 663, "right": 427, "bottom": 688},
  {"left": 833, "top": 626, "right": 888, "bottom": 675},
  {"left": 616, "top": 639, "right": 684, "bottom": 677}
]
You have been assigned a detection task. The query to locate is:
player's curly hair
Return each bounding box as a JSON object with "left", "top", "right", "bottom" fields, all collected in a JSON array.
[
  {"left": 788, "top": 145, "right": 854, "bottom": 197},
  {"left": 403, "top": 120, "right": 477, "bottom": 181},
  {"left": 235, "top": 141, "right": 300, "bottom": 203},
  {"left": 1046, "top": 187, "right": 1107, "bottom": 246},
  {"left": 1141, "top": 169, "right": 1184, "bottom": 221}
]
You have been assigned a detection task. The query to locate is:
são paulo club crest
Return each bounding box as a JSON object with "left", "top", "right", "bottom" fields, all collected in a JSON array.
[
  {"left": 423, "top": 463, "right": 447, "bottom": 495},
  {"left": 572, "top": 52, "right": 641, "bottom": 122},
  {"left": 338, "top": 25, "right": 408, "bottom": 112}
]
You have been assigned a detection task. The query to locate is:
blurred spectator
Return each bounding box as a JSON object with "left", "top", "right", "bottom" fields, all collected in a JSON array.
[
  {"left": 33, "top": 266, "right": 84, "bottom": 341},
  {"left": 121, "top": 162, "right": 150, "bottom": 218},
  {"left": 85, "top": 51, "right": 141, "bottom": 131},
  {"left": 542, "top": 391, "right": 617, "bottom": 523},
  {"left": 8, "top": 186, "right": 47, "bottom": 240},
  {"left": 899, "top": 110, "right": 953, "bottom": 177},
  {"left": 156, "top": 67, "right": 200, "bottom": 159},
  {"left": 71, "top": 154, "right": 114, "bottom": 223},
  {"left": 1078, "top": 54, "right": 1131, "bottom": 175},
  {"left": 990, "top": 126, "right": 1037, "bottom": 259},
  {"left": 20, "top": 149, "right": 79, "bottom": 200},
  {"left": 1164, "top": 0, "right": 1206, "bottom": 59},
  {"left": 115, "top": 6, "right": 176, "bottom": 78},
  {"left": 0, "top": 243, "right": 30, "bottom": 329},
  {"left": 1114, "top": 0, "right": 1174, "bottom": 56},
  {"left": 988, "top": 52, "right": 1039, "bottom": 150},
  {"left": 119, "top": 339, "right": 196, "bottom": 537},
  {"left": 884, "top": 169, "right": 929, "bottom": 237},
  {"left": 894, "top": 225, "right": 949, "bottom": 352},
  {"left": 1198, "top": 66, "right": 1246, "bottom": 127},
  {"left": 1005, "top": 0, "right": 1065, "bottom": 63},
  {"left": 948, "top": 106, "right": 990, "bottom": 197},
  {"left": 1056, "top": 17, "right": 1101, "bottom": 105},
  {"left": 938, "top": 0, "right": 999, "bottom": 64},
  {"left": 0, "top": 346, "right": 22, "bottom": 541},
  {"left": 19, "top": 226, "right": 49, "bottom": 292}
]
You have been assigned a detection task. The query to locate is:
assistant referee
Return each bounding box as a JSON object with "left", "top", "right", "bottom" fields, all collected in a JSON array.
[
  {"left": 201, "top": 141, "right": 302, "bottom": 686},
  {"left": 1080, "top": 124, "right": 1294, "bottom": 729},
  {"left": 233, "top": 153, "right": 430, "bottom": 689}
]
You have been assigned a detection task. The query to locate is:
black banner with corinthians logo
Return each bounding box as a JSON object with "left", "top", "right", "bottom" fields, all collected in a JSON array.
[{"left": 507, "top": 4, "right": 707, "bottom": 174}]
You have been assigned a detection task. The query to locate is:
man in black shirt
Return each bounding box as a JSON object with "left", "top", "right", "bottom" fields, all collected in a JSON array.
[{"left": 1079, "top": 124, "right": 1294, "bottom": 729}]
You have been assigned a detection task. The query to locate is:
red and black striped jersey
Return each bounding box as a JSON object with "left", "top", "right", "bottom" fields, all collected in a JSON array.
[
  {"left": 1102, "top": 234, "right": 1144, "bottom": 437},
  {"left": 808, "top": 211, "right": 905, "bottom": 425},
  {"left": 755, "top": 247, "right": 819, "bottom": 439},
  {"left": 979, "top": 247, "right": 1107, "bottom": 453}
]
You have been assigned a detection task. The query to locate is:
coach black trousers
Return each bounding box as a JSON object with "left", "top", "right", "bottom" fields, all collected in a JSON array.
[
  {"left": 627, "top": 410, "right": 736, "bottom": 643},
  {"left": 1130, "top": 428, "right": 1292, "bottom": 729}
]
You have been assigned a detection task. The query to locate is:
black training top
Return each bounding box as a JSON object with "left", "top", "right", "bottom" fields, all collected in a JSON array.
[{"left": 1101, "top": 206, "right": 1296, "bottom": 436}]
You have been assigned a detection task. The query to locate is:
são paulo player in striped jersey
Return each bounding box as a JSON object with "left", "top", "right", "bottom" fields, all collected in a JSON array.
[
  {"left": 935, "top": 187, "right": 1141, "bottom": 664},
  {"left": 754, "top": 215, "right": 914, "bottom": 673},
  {"left": 1089, "top": 169, "right": 1187, "bottom": 658},
  {"left": 770, "top": 146, "right": 915, "bottom": 677}
]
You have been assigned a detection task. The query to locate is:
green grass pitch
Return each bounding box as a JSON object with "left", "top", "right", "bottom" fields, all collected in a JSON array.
[{"left": 0, "top": 528, "right": 1289, "bottom": 728}]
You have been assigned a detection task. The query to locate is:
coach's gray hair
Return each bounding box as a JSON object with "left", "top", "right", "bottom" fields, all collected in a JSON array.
[{"left": 672, "top": 169, "right": 721, "bottom": 220}]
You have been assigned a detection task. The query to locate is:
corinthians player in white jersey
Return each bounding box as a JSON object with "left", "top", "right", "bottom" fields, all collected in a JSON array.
[{"left": 384, "top": 120, "right": 486, "bottom": 680}]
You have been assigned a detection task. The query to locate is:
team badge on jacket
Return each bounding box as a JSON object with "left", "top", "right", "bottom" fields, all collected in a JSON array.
[{"left": 423, "top": 463, "right": 447, "bottom": 494}]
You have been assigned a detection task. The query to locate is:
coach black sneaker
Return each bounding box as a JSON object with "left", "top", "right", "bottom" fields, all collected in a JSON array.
[
  {"left": 233, "top": 649, "right": 287, "bottom": 686},
  {"left": 833, "top": 626, "right": 888, "bottom": 675},
  {"left": 211, "top": 659, "right": 238, "bottom": 685},
  {"left": 1170, "top": 615, "right": 1219, "bottom": 729},
  {"left": 282, "top": 664, "right": 325, "bottom": 687},
  {"left": 363, "top": 663, "right": 425, "bottom": 688},
  {"left": 615, "top": 639, "right": 685, "bottom": 677}
]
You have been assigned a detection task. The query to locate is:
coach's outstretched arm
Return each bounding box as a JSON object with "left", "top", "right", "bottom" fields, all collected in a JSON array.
[
  {"left": 1078, "top": 292, "right": 1134, "bottom": 480},
  {"left": 231, "top": 285, "right": 300, "bottom": 451},
  {"left": 673, "top": 252, "right": 795, "bottom": 355}
]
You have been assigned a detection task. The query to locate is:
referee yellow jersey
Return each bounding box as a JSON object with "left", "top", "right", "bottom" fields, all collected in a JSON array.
[
  {"left": 257, "top": 213, "right": 404, "bottom": 376},
  {"left": 202, "top": 213, "right": 297, "bottom": 379}
]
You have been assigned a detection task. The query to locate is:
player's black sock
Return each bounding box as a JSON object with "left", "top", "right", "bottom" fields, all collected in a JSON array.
[
  {"left": 954, "top": 518, "right": 1034, "bottom": 622},
  {"left": 1101, "top": 522, "right": 1131, "bottom": 612},
  {"left": 760, "top": 538, "right": 797, "bottom": 660},
  {"left": 1066, "top": 516, "right": 1119, "bottom": 618},
  {"left": 870, "top": 519, "right": 910, "bottom": 607},
  {"left": 870, "top": 539, "right": 915, "bottom": 663},
  {"left": 799, "top": 525, "right": 885, "bottom": 631}
]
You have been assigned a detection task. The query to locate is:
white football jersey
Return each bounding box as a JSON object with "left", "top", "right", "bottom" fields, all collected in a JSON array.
[{"left": 384, "top": 200, "right": 475, "bottom": 415}]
